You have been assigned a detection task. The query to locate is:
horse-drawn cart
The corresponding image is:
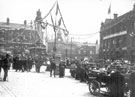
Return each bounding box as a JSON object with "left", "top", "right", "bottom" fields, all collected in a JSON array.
[
  {"left": 88, "top": 67, "right": 130, "bottom": 97},
  {"left": 88, "top": 70, "right": 111, "bottom": 96}
]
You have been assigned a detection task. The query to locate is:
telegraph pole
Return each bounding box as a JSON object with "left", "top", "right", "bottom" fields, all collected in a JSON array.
[
  {"left": 65, "top": 36, "right": 68, "bottom": 58},
  {"left": 53, "top": 27, "right": 57, "bottom": 59},
  {"left": 70, "top": 37, "right": 73, "bottom": 60},
  {"left": 65, "top": 46, "right": 67, "bottom": 59}
]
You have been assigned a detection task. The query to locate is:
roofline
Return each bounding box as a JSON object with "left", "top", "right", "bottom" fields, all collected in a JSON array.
[{"left": 100, "top": 10, "right": 133, "bottom": 32}]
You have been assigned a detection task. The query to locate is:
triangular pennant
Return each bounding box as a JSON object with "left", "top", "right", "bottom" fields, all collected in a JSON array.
[
  {"left": 50, "top": 14, "right": 54, "bottom": 25},
  {"left": 58, "top": 17, "right": 62, "bottom": 26},
  {"left": 50, "top": 13, "right": 55, "bottom": 31},
  {"left": 56, "top": 3, "right": 59, "bottom": 15}
]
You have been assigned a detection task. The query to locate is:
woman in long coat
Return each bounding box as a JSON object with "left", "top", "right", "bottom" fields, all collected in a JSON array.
[
  {"left": 109, "top": 71, "right": 125, "bottom": 97},
  {"left": 128, "top": 71, "right": 135, "bottom": 97}
]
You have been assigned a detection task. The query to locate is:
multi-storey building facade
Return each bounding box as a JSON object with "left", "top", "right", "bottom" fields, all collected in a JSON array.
[
  {"left": 47, "top": 37, "right": 99, "bottom": 61},
  {"left": 99, "top": 5, "right": 135, "bottom": 62},
  {"left": 0, "top": 9, "right": 47, "bottom": 58},
  {"left": 0, "top": 18, "right": 46, "bottom": 57},
  {"left": 75, "top": 42, "right": 99, "bottom": 61}
]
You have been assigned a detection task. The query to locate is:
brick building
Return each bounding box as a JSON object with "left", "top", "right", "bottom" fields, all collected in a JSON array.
[
  {"left": 0, "top": 18, "right": 46, "bottom": 57},
  {"left": 74, "top": 42, "right": 99, "bottom": 61},
  {"left": 99, "top": 5, "right": 135, "bottom": 62},
  {"left": 47, "top": 37, "right": 99, "bottom": 61}
]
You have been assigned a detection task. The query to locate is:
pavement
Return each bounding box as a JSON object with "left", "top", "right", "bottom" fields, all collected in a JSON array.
[{"left": 0, "top": 66, "right": 102, "bottom": 97}]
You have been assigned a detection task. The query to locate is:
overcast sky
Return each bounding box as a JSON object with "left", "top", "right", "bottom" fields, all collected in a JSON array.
[{"left": 0, "top": 0, "right": 134, "bottom": 43}]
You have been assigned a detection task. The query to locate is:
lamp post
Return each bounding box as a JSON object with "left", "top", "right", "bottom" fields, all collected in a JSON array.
[
  {"left": 53, "top": 26, "right": 57, "bottom": 59},
  {"left": 65, "top": 36, "right": 68, "bottom": 58},
  {"left": 70, "top": 37, "right": 73, "bottom": 60},
  {"left": 65, "top": 47, "right": 67, "bottom": 58}
]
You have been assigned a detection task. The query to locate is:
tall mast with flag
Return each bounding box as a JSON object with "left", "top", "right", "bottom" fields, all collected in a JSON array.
[{"left": 108, "top": 3, "right": 111, "bottom": 19}]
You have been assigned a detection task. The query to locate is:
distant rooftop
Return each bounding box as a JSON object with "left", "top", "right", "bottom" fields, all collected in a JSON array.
[
  {"left": 0, "top": 22, "right": 24, "bottom": 29},
  {"left": 101, "top": 5, "right": 135, "bottom": 32},
  {"left": 0, "top": 21, "right": 33, "bottom": 30}
]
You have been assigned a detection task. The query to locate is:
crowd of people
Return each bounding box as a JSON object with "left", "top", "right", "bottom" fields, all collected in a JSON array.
[
  {"left": 69, "top": 58, "right": 135, "bottom": 97},
  {"left": 1, "top": 52, "right": 135, "bottom": 97},
  {"left": 0, "top": 53, "right": 68, "bottom": 81},
  {"left": 0, "top": 53, "right": 47, "bottom": 81},
  {"left": 49, "top": 58, "right": 66, "bottom": 78}
]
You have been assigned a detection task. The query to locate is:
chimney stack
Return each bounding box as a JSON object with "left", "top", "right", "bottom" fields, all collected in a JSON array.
[
  {"left": 24, "top": 20, "right": 27, "bottom": 26},
  {"left": 114, "top": 14, "right": 118, "bottom": 19},
  {"left": 7, "top": 17, "right": 9, "bottom": 25}
]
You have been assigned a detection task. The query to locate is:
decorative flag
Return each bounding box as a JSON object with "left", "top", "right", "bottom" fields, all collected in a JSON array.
[
  {"left": 56, "top": 3, "right": 59, "bottom": 15},
  {"left": 50, "top": 13, "right": 55, "bottom": 31},
  {"left": 41, "top": 24, "right": 45, "bottom": 29},
  {"left": 108, "top": 3, "right": 111, "bottom": 14},
  {"left": 58, "top": 17, "right": 62, "bottom": 26},
  {"left": 50, "top": 13, "right": 54, "bottom": 25},
  {"left": 63, "top": 30, "right": 68, "bottom": 36},
  {"left": 41, "top": 22, "right": 48, "bottom": 29}
]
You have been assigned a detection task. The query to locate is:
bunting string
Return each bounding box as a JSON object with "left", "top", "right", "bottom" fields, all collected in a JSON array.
[
  {"left": 38, "top": 1, "right": 57, "bottom": 23},
  {"left": 4, "top": 1, "right": 69, "bottom": 44},
  {"left": 57, "top": 2, "right": 69, "bottom": 35}
]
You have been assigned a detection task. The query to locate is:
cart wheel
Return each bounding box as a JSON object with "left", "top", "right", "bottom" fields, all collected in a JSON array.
[{"left": 89, "top": 80, "right": 100, "bottom": 96}]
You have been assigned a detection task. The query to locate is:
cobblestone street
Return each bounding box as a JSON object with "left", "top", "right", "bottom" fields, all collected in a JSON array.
[{"left": 0, "top": 67, "right": 96, "bottom": 97}]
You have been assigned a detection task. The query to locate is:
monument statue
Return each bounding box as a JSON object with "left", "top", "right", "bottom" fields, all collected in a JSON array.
[{"left": 35, "top": 9, "right": 42, "bottom": 21}]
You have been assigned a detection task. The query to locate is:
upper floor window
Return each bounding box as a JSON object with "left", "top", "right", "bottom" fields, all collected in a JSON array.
[
  {"left": 121, "top": 24, "right": 126, "bottom": 31},
  {"left": 122, "top": 35, "right": 127, "bottom": 47},
  {"left": 111, "top": 28, "right": 115, "bottom": 34},
  {"left": 116, "top": 38, "right": 120, "bottom": 48},
  {"left": 113, "top": 39, "right": 116, "bottom": 45}
]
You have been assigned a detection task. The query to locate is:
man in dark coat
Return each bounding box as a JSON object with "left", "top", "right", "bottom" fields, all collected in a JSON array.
[
  {"left": 80, "top": 64, "right": 87, "bottom": 82},
  {"left": 59, "top": 60, "right": 65, "bottom": 78},
  {"left": 3, "top": 54, "right": 10, "bottom": 81},
  {"left": 75, "top": 64, "right": 81, "bottom": 80},
  {"left": 50, "top": 59, "right": 56, "bottom": 77},
  {"left": 128, "top": 71, "right": 135, "bottom": 97},
  {"left": 13, "top": 56, "right": 20, "bottom": 71},
  {"left": 66, "top": 58, "right": 69, "bottom": 67},
  {"left": 109, "top": 70, "right": 125, "bottom": 97},
  {"left": 0, "top": 54, "right": 3, "bottom": 78}
]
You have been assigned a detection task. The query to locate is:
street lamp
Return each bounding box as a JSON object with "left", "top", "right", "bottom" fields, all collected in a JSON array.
[
  {"left": 65, "top": 36, "right": 68, "bottom": 58},
  {"left": 70, "top": 37, "right": 73, "bottom": 60}
]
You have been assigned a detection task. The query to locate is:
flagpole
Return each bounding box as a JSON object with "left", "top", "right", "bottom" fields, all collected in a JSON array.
[
  {"left": 57, "top": 2, "right": 68, "bottom": 35},
  {"left": 55, "top": 2, "right": 58, "bottom": 27},
  {"left": 110, "top": 12, "right": 111, "bottom": 19},
  {"left": 108, "top": 3, "right": 111, "bottom": 19},
  {"left": 50, "top": 13, "right": 57, "bottom": 59}
]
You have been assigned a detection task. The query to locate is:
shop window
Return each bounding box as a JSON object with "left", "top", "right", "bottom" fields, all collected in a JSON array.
[
  {"left": 132, "top": 38, "right": 135, "bottom": 47},
  {"left": 119, "top": 37, "right": 122, "bottom": 47},
  {"left": 122, "top": 35, "right": 127, "bottom": 47},
  {"left": 104, "top": 41, "right": 107, "bottom": 48},
  {"left": 134, "top": 22, "right": 135, "bottom": 30},
  {"left": 113, "top": 39, "right": 116, "bottom": 45},
  {"left": 116, "top": 38, "right": 120, "bottom": 48},
  {"left": 111, "top": 28, "right": 115, "bottom": 34},
  {"left": 121, "top": 24, "right": 126, "bottom": 31},
  {"left": 107, "top": 40, "right": 110, "bottom": 49}
]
